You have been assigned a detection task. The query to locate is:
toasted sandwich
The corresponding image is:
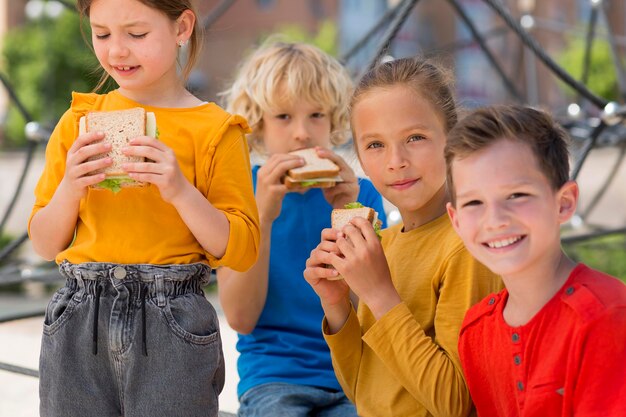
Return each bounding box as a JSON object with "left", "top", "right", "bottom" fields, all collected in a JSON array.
[
  {"left": 79, "top": 107, "right": 157, "bottom": 193},
  {"left": 283, "top": 148, "right": 343, "bottom": 189},
  {"left": 327, "top": 202, "right": 383, "bottom": 280}
]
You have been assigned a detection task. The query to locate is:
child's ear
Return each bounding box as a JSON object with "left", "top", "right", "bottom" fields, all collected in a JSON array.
[
  {"left": 557, "top": 180, "right": 579, "bottom": 224},
  {"left": 176, "top": 9, "right": 195, "bottom": 42},
  {"left": 446, "top": 201, "right": 460, "bottom": 232}
]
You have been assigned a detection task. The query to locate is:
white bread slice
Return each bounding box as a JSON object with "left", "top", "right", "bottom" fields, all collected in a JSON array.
[
  {"left": 331, "top": 207, "right": 376, "bottom": 229},
  {"left": 84, "top": 108, "right": 146, "bottom": 177},
  {"left": 328, "top": 206, "right": 381, "bottom": 280},
  {"left": 286, "top": 148, "right": 340, "bottom": 180}
]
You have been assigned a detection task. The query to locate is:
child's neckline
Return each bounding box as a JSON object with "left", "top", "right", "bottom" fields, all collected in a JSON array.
[{"left": 112, "top": 89, "right": 210, "bottom": 111}]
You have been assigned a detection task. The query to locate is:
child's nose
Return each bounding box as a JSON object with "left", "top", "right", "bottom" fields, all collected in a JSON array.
[
  {"left": 109, "top": 38, "right": 130, "bottom": 58},
  {"left": 386, "top": 146, "right": 408, "bottom": 170},
  {"left": 484, "top": 203, "right": 510, "bottom": 230},
  {"left": 293, "top": 121, "right": 310, "bottom": 144}
]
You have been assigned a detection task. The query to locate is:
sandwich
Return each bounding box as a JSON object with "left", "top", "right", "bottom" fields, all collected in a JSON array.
[
  {"left": 331, "top": 202, "right": 382, "bottom": 238},
  {"left": 327, "top": 202, "right": 383, "bottom": 280},
  {"left": 79, "top": 107, "right": 157, "bottom": 193},
  {"left": 283, "top": 148, "right": 343, "bottom": 189}
]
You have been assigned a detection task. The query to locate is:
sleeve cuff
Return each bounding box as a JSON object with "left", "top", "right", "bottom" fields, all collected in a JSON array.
[
  {"left": 205, "top": 212, "right": 259, "bottom": 272},
  {"left": 323, "top": 305, "right": 362, "bottom": 359}
]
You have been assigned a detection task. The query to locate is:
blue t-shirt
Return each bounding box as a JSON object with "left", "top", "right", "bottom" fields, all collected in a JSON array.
[{"left": 236, "top": 166, "right": 387, "bottom": 397}]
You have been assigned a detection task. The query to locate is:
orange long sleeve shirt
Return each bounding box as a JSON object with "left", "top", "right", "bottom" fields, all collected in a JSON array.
[{"left": 29, "top": 91, "right": 259, "bottom": 271}]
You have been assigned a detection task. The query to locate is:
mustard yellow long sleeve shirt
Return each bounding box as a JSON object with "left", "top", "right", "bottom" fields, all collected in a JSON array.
[
  {"left": 324, "top": 214, "right": 502, "bottom": 417},
  {"left": 29, "top": 91, "right": 259, "bottom": 271}
]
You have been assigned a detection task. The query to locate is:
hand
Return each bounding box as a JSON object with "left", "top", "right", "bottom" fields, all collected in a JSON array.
[
  {"left": 121, "top": 136, "right": 190, "bottom": 203},
  {"left": 315, "top": 148, "right": 359, "bottom": 209},
  {"left": 303, "top": 228, "right": 351, "bottom": 306},
  {"left": 255, "top": 153, "right": 305, "bottom": 224},
  {"left": 58, "top": 131, "right": 112, "bottom": 201},
  {"left": 332, "top": 217, "right": 401, "bottom": 319}
]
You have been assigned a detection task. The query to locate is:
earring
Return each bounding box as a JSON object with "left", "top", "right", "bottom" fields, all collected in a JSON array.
[{"left": 177, "top": 40, "right": 185, "bottom": 48}]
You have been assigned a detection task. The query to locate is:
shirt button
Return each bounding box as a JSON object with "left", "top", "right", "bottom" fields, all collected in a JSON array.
[
  {"left": 517, "top": 381, "right": 524, "bottom": 391},
  {"left": 514, "top": 355, "right": 522, "bottom": 365},
  {"left": 113, "top": 266, "right": 127, "bottom": 280},
  {"left": 566, "top": 287, "right": 575, "bottom": 295},
  {"left": 512, "top": 333, "right": 520, "bottom": 343},
  {"left": 488, "top": 297, "right": 496, "bottom": 305}
]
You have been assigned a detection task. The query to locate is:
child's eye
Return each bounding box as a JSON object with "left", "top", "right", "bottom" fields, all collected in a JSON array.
[
  {"left": 407, "top": 134, "right": 426, "bottom": 142},
  {"left": 275, "top": 114, "right": 291, "bottom": 120},
  {"left": 508, "top": 193, "right": 528, "bottom": 199},
  {"left": 462, "top": 200, "right": 482, "bottom": 208},
  {"left": 366, "top": 141, "right": 383, "bottom": 150},
  {"left": 311, "top": 112, "right": 325, "bottom": 119},
  {"left": 130, "top": 33, "right": 148, "bottom": 39},
  {"left": 94, "top": 33, "right": 110, "bottom": 40}
]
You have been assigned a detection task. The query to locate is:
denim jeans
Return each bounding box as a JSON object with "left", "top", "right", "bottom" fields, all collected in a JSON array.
[
  {"left": 40, "top": 261, "right": 224, "bottom": 417},
  {"left": 238, "top": 382, "right": 358, "bottom": 417}
]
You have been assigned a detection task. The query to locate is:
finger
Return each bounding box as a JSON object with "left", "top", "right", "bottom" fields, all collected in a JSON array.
[
  {"left": 128, "top": 135, "right": 168, "bottom": 151},
  {"left": 350, "top": 216, "right": 378, "bottom": 240},
  {"left": 69, "top": 135, "right": 111, "bottom": 162},
  {"left": 305, "top": 265, "right": 340, "bottom": 281},
  {"left": 122, "top": 144, "right": 165, "bottom": 161},
  {"left": 122, "top": 161, "right": 160, "bottom": 174},
  {"left": 71, "top": 131, "right": 106, "bottom": 150},
  {"left": 75, "top": 157, "right": 113, "bottom": 177},
  {"left": 262, "top": 155, "right": 305, "bottom": 184},
  {"left": 321, "top": 227, "right": 341, "bottom": 242},
  {"left": 315, "top": 147, "right": 357, "bottom": 180}
]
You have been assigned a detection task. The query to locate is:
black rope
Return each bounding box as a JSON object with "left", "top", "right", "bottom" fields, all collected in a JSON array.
[
  {"left": 0, "top": 232, "right": 28, "bottom": 265},
  {"left": 202, "top": 0, "right": 237, "bottom": 31},
  {"left": 579, "top": 143, "right": 626, "bottom": 221},
  {"left": 562, "top": 226, "right": 626, "bottom": 244},
  {"left": 0, "top": 142, "right": 37, "bottom": 237},
  {"left": 424, "top": 26, "right": 509, "bottom": 58},
  {"left": 340, "top": 3, "right": 402, "bottom": 63},
  {"left": 599, "top": 3, "right": 626, "bottom": 101},
  {"left": 0, "top": 308, "right": 46, "bottom": 324},
  {"left": 367, "top": 0, "right": 421, "bottom": 72},
  {"left": 578, "top": 4, "right": 599, "bottom": 104},
  {"left": 570, "top": 120, "right": 609, "bottom": 181},
  {"left": 482, "top": 0, "right": 609, "bottom": 110},
  {"left": 447, "top": 0, "right": 523, "bottom": 102},
  {"left": 0, "top": 362, "right": 39, "bottom": 378},
  {"left": 0, "top": 72, "right": 33, "bottom": 122}
]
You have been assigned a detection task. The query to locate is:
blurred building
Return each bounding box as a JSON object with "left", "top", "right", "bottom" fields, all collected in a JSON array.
[{"left": 0, "top": 0, "right": 625, "bottom": 121}]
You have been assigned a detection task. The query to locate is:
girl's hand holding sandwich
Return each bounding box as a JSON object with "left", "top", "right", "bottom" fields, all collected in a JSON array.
[
  {"left": 315, "top": 148, "right": 359, "bottom": 209},
  {"left": 60, "top": 131, "right": 112, "bottom": 200},
  {"left": 121, "top": 136, "right": 190, "bottom": 204},
  {"left": 255, "top": 153, "right": 305, "bottom": 223},
  {"left": 334, "top": 217, "right": 401, "bottom": 320}
]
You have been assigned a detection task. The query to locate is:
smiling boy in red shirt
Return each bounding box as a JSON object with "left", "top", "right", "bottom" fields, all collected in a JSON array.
[{"left": 445, "top": 105, "right": 626, "bottom": 417}]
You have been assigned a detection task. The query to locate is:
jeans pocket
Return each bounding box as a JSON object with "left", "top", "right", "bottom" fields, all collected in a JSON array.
[
  {"left": 43, "top": 286, "right": 80, "bottom": 335},
  {"left": 161, "top": 293, "right": 220, "bottom": 345}
]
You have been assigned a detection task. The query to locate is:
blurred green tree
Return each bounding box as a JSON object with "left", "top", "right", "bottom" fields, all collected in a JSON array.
[
  {"left": 265, "top": 20, "right": 339, "bottom": 56},
  {"left": 558, "top": 36, "right": 620, "bottom": 102},
  {"left": 2, "top": 7, "right": 99, "bottom": 147}
]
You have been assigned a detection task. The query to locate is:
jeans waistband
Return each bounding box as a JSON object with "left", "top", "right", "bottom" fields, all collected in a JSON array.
[{"left": 59, "top": 261, "right": 211, "bottom": 298}]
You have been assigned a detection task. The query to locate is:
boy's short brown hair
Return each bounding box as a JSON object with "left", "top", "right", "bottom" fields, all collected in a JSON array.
[{"left": 445, "top": 105, "right": 571, "bottom": 205}]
